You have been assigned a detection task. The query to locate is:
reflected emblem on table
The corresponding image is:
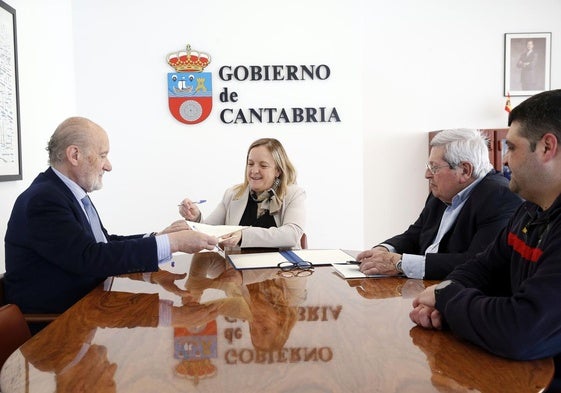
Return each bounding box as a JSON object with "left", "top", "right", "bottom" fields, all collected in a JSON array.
[
  {"left": 166, "top": 44, "right": 212, "bottom": 125},
  {"left": 174, "top": 321, "right": 218, "bottom": 384}
]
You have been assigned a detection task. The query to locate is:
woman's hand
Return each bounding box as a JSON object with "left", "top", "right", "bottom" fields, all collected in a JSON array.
[
  {"left": 178, "top": 198, "right": 201, "bottom": 221},
  {"left": 219, "top": 230, "right": 242, "bottom": 248}
]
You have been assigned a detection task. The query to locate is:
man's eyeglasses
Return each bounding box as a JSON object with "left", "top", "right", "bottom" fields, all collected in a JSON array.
[
  {"left": 277, "top": 261, "right": 314, "bottom": 277},
  {"left": 425, "top": 162, "right": 453, "bottom": 175}
]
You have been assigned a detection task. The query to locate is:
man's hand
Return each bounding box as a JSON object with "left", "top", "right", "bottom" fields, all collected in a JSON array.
[
  {"left": 157, "top": 219, "right": 191, "bottom": 235},
  {"left": 150, "top": 270, "right": 190, "bottom": 296},
  {"left": 356, "top": 246, "right": 389, "bottom": 261},
  {"left": 171, "top": 302, "right": 220, "bottom": 327},
  {"left": 168, "top": 230, "right": 218, "bottom": 254},
  {"left": 358, "top": 248, "right": 402, "bottom": 275},
  {"left": 410, "top": 285, "right": 443, "bottom": 329}
]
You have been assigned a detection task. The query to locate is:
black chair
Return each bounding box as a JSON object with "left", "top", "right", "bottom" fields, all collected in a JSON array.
[{"left": 0, "top": 273, "right": 59, "bottom": 325}]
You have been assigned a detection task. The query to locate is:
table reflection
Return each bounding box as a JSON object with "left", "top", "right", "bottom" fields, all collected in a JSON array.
[
  {"left": 346, "top": 277, "right": 430, "bottom": 299},
  {"left": 1, "top": 252, "right": 553, "bottom": 393},
  {"left": 409, "top": 325, "right": 551, "bottom": 393},
  {"left": 172, "top": 252, "right": 309, "bottom": 384}
]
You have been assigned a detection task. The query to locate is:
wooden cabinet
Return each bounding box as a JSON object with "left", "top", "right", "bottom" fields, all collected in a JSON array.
[{"left": 429, "top": 128, "right": 510, "bottom": 177}]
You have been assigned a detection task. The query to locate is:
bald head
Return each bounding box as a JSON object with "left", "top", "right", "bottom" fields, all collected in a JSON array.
[
  {"left": 47, "top": 117, "right": 103, "bottom": 167},
  {"left": 46, "top": 117, "right": 112, "bottom": 192}
]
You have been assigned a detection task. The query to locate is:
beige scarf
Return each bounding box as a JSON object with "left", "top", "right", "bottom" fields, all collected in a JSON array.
[{"left": 251, "top": 177, "right": 281, "bottom": 218}]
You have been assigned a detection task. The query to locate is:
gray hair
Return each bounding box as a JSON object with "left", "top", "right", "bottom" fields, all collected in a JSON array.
[
  {"left": 430, "top": 128, "right": 493, "bottom": 179},
  {"left": 46, "top": 117, "right": 96, "bottom": 166}
]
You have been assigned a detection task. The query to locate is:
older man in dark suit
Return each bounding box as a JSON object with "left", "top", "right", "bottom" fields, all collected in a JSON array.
[
  {"left": 4, "top": 117, "right": 217, "bottom": 326},
  {"left": 358, "top": 129, "right": 523, "bottom": 279}
]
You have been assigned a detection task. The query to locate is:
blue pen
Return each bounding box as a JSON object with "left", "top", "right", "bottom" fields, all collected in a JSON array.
[{"left": 178, "top": 200, "right": 206, "bottom": 206}]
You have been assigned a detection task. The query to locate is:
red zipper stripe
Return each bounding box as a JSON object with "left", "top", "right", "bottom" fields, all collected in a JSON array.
[{"left": 507, "top": 232, "right": 543, "bottom": 262}]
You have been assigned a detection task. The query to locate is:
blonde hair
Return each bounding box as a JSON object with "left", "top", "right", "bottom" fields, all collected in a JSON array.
[
  {"left": 247, "top": 279, "right": 298, "bottom": 351},
  {"left": 234, "top": 138, "right": 297, "bottom": 200}
]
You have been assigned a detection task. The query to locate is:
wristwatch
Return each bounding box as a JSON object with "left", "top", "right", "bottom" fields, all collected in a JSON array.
[
  {"left": 434, "top": 279, "right": 454, "bottom": 307},
  {"left": 435, "top": 279, "right": 453, "bottom": 294},
  {"left": 395, "top": 259, "right": 403, "bottom": 274}
]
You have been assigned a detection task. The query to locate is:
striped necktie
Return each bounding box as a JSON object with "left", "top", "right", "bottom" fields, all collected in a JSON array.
[{"left": 81, "top": 195, "right": 107, "bottom": 243}]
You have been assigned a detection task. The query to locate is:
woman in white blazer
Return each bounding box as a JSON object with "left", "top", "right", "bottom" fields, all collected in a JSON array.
[{"left": 179, "top": 138, "right": 306, "bottom": 249}]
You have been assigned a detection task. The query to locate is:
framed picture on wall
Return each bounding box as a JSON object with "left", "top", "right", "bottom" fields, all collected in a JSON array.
[
  {"left": 0, "top": 0, "right": 22, "bottom": 181},
  {"left": 504, "top": 32, "right": 551, "bottom": 97}
]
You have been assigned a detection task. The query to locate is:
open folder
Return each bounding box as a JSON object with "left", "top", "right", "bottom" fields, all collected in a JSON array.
[
  {"left": 186, "top": 221, "right": 246, "bottom": 238},
  {"left": 227, "top": 249, "right": 357, "bottom": 270}
]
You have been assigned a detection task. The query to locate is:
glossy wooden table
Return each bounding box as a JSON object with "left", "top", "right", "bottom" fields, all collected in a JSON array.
[{"left": 1, "top": 252, "right": 554, "bottom": 393}]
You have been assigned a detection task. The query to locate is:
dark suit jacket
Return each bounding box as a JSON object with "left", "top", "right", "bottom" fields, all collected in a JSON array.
[
  {"left": 384, "top": 171, "right": 523, "bottom": 279},
  {"left": 4, "top": 167, "right": 159, "bottom": 314}
]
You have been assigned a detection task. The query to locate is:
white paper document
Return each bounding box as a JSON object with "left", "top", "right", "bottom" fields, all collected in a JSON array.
[
  {"left": 186, "top": 221, "right": 246, "bottom": 239},
  {"left": 330, "top": 263, "right": 392, "bottom": 279}
]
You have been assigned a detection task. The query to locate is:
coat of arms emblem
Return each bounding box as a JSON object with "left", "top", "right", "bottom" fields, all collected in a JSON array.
[{"left": 167, "top": 44, "right": 212, "bottom": 124}]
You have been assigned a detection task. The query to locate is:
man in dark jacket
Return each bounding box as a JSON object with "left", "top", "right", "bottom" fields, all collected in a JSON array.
[
  {"left": 358, "top": 128, "right": 522, "bottom": 279},
  {"left": 4, "top": 117, "right": 217, "bottom": 323},
  {"left": 411, "top": 89, "right": 561, "bottom": 389}
]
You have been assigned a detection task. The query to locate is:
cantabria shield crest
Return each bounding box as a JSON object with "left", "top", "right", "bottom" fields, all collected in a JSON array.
[{"left": 167, "top": 44, "right": 212, "bottom": 124}]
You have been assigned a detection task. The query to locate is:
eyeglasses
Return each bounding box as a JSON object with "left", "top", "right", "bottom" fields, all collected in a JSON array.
[
  {"left": 425, "top": 162, "right": 453, "bottom": 175},
  {"left": 277, "top": 261, "right": 314, "bottom": 277}
]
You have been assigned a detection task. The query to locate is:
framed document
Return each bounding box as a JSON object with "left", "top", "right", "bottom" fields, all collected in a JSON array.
[{"left": 0, "top": 0, "right": 22, "bottom": 181}]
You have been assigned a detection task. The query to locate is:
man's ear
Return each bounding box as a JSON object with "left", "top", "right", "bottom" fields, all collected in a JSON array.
[
  {"left": 66, "top": 145, "right": 80, "bottom": 166},
  {"left": 459, "top": 161, "right": 474, "bottom": 179},
  {"left": 541, "top": 133, "right": 558, "bottom": 159}
]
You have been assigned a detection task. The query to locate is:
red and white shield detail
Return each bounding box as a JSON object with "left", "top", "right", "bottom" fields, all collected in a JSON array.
[{"left": 168, "top": 72, "right": 212, "bottom": 125}]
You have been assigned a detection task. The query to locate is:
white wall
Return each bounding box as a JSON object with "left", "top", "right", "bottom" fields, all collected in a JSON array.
[
  {"left": 0, "top": 0, "right": 75, "bottom": 272},
  {"left": 363, "top": 0, "right": 561, "bottom": 243},
  {"left": 70, "top": 0, "right": 364, "bottom": 256},
  {"left": 1, "top": 0, "right": 560, "bottom": 272}
]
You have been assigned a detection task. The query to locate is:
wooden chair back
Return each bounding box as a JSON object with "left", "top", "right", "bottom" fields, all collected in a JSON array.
[
  {"left": 0, "top": 304, "right": 31, "bottom": 370},
  {"left": 300, "top": 233, "right": 308, "bottom": 249}
]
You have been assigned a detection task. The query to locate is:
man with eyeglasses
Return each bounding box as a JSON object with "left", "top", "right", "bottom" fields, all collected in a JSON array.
[
  {"left": 357, "top": 128, "right": 522, "bottom": 279},
  {"left": 410, "top": 88, "right": 561, "bottom": 392}
]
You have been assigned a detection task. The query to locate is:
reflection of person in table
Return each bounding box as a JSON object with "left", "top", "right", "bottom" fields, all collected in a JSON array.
[
  {"left": 409, "top": 326, "right": 548, "bottom": 392},
  {"left": 247, "top": 276, "right": 306, "bottom": 351},
  {"left": 516, "top": 40, "right": 539, "bottom": 90},
  {"left": 185, "top": 254, "right": 307, "bottom": 351},
  {"left": 409, "top": 326, "right": 475, "bottom": 392},
  {"left": 347, "top": 278, "right": 428, "bottom": 299},
  {"left": 2, "top": 290, "right": 219, "bottom": 393}
]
